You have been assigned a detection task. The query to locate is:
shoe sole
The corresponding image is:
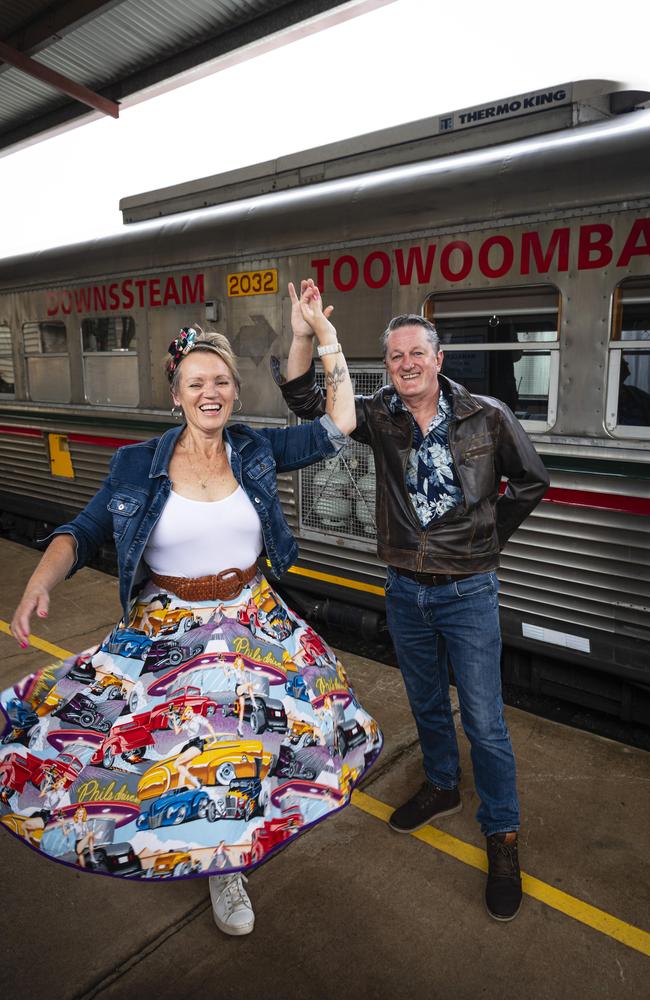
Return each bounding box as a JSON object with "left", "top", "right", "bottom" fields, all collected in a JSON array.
[
  {"left": 213, "top": 912, "right": 255, "bottom": 936},
  {"left": 485, "top": 899, "right": 522, "bottom": 922},
  {"left": 388, "top": 801, "right": 462, "bottom": 833}
]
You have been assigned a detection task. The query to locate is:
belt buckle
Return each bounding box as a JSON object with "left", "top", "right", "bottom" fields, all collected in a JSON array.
[{"left": 216, "top": 567, "right": 245, "bottom": 600}]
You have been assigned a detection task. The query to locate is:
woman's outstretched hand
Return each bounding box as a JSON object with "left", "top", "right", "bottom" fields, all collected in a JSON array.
[
  {"left": 9, "top": 534, "right": 75, "bottom": 648},
  {"left": 288, "top": 279, "right": 334, "bottom": 342},
  {"left": 11, "top": 586, "right": 50, "bottom": 648}
]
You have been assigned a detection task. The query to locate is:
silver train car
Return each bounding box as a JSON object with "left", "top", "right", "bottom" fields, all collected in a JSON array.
[{"left": 0, "top": 82, "right": 649, "bottom": 724}]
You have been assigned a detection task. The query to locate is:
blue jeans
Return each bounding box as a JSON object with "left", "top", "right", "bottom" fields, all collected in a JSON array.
[{"left": 385, "top": 568, "right": 519, "bottom": 837}]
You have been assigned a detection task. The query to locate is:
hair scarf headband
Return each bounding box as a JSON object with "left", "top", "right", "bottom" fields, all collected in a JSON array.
[{"left": 167, "top": 327, "right": 197, "bottom": 380}]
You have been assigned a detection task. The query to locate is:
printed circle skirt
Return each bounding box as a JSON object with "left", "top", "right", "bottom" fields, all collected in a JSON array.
[{"left": 0, "top": 574, "right": 382, "bottom": 879}]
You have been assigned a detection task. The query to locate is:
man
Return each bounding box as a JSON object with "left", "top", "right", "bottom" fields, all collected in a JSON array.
[{"left": 276, "top": 298, "right": 549, "bottom": 921}]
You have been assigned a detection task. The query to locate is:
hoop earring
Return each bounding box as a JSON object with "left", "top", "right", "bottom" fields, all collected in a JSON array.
[
  {"left": 171, "top": 405, "right": 183, "bottom": 419},
  {"left": 233, "top": 399, "right": 243, "bottom": 413}
]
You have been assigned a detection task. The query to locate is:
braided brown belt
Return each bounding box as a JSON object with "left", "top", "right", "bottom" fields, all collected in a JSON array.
[{"left": 150, "top": 562, "right": 259, "bottom": 602}]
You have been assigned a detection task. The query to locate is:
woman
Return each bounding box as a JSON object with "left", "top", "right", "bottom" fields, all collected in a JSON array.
[
  {"left": 2, "top": 279, "right": 382, "bottom": 936},
  {"left": 69, "top": 805, "right": 96, "bottom": 869},
  {"left": 168, "top": 704, "right": 219, "bottom": 791}
]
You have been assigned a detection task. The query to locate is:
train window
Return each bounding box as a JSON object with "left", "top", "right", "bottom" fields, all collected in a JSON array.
[
  {"left": 80, "top": 316, "right": 139, "bottom": 406},
  {"left": 424, "top": 285, "right": 560, "bottom": 432},
  {"left": 299, "top": 366, "right": 388, "bottom": 549},
  {"left": 22, "top": 322, "right": 71, "bottom": 403},
  {"left": 0, "top": 324, "right": 14, "bottom": 396},
  {"left": 606, "top": 279, "right": 650, "bottom": 436}
]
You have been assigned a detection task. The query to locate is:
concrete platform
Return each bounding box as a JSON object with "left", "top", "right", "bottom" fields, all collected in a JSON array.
[{"left": 0, "top": 539, "right": 648, "bottom": 1000}]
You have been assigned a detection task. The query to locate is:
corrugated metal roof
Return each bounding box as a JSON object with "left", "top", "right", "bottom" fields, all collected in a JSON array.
[
  {"left": 0, "top": 0, "right": 379, "bottom": 153},
  {"left": 0, "top": 1, "right": 48, "bottom": 39}
]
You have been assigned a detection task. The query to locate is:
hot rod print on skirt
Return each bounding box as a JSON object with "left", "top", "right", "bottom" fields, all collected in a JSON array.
[{"left": 0, "top": 575, "right": 382, "bottom": 879}]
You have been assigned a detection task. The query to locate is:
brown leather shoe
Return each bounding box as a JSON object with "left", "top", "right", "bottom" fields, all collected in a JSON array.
[{"left": 388, "top": 780, "right": 462, "bottom": 833}]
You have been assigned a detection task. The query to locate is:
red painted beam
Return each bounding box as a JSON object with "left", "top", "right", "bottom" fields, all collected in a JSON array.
[{"left": 0, "top": 40, "right": 119, "bottom": 119}]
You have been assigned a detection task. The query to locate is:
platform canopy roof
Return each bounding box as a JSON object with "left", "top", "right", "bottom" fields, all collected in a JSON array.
[{"left": 0, "top": 0, "right": 385, "bottom": 155}]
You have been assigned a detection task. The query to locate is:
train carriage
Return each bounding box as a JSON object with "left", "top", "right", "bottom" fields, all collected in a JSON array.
[{"left": 1, "top": 81, "right": 649, "bottom": 726}]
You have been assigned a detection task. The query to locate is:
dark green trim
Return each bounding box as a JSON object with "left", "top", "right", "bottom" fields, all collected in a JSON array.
[{"left": 541, "top": 455, "right": 650, "bottom": 480}]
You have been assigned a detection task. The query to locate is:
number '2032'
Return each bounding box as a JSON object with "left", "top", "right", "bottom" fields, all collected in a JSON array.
[{"left": 227, "top": 269, "right": 278, "bottom": 297}]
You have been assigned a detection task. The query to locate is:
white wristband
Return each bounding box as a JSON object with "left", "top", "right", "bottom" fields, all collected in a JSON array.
[{"left": 316, "top": 341, "right": 341, "bottom": 357}]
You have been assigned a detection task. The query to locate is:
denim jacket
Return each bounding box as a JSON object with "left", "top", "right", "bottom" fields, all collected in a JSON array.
[{"left": 51, "top": 418, "right": 341, "bottom": 620}]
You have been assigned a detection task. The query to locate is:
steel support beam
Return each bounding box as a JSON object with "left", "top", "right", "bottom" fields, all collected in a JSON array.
[
  {"left": 0, "top": 41, "right": 119, "bottom": 119},
  {"left": 0, "top": 0, "right": 126, "bottom": 77}
]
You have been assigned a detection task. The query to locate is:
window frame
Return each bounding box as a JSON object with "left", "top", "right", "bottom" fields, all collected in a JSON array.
[
  {"left": 79, "top": 314, "right": 139, "bottom": 408},
  {"left": 21, "top": 320, "right": 71, "bottom": 403},
  {"left": 424, "top": 284, "right": 561, "bottom": 434},
  {"left": 0, "top": 321, "right": 15, "bottom": 398},
  {"left": 605, "top": 281, "right": 650, "bottom": 439}
]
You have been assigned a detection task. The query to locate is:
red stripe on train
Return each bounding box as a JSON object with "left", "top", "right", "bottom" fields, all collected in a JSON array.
[
  {"left": 543, "top": 486, "right": 650, "bottom": 516},
  {"left": 498, "top": 482, "right": 650, "bottom": 516},
  {"left": 0, "top": 425, "right": 142, "bottom": 448},
  {"left": 67, "top": 433, "right": 142, "bottom": 448},
  {"left": 0, "top": 425, "right": 43, "bottom": 438}
]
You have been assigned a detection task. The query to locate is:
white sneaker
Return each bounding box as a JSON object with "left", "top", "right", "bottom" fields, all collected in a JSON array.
[{"left": 209, "top": 873, "right": 255, "bottom": 936}]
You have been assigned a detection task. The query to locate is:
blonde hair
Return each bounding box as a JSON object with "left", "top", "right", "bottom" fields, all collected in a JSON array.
[{"left": 165, "top": 326, "right": 241, "bottom": 395}]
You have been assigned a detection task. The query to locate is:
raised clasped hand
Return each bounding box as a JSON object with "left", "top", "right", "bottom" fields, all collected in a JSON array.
[{"left": 288, "top": 279, "right": 335, "bottom": 341}]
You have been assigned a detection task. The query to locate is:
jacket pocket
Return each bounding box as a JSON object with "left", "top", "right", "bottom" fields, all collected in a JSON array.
[
  {"left": 108, "top": 495, "right": 141, "bottom": 541},
  {"left": 463, "top": 435, "right": 493, "bottom": 459},
  {"left": 246, "top": 458, "right": 278, "bottom": 497}
]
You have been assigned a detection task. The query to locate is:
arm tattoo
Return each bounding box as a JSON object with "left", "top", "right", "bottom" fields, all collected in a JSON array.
[{"left": 325, "top": 362, "right": 348, "bottom": 404}]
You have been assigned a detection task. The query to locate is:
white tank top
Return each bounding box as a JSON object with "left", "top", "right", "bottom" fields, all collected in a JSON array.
[{"left": 144, "top": 486, "right": 263, "bottom": 577}]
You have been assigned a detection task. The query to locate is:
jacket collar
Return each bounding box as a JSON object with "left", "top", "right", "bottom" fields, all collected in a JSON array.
[
  {"left": 224, "top": 423, "right": 255, "bottom": 453},
  {"left": 387, "top": 383, "right": 453, "bottom": 422},
  {"left": 383, "top": 374, "right": 482, "bottom": 423},
  {"left": 149, "top": 423, "right": 254, "bottom": 479},
  {"left": 440, "top": 374, "right": 484, "bottom": 420},
  {"left": 149, "top": 425, "right": 184, "bottom": 478}
]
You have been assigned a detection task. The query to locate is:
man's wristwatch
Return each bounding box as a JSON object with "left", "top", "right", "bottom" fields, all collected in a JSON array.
[{"left": 316, "top": 342, "right": 341, "bottom": 357}]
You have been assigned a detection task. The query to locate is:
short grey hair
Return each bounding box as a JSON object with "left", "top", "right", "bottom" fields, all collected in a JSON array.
[
  {"left": 166, "top": 328, "right": 241, "bottom": 396},
  {"left": 381, "top": 314, "right": 440, "bottom": 358}
]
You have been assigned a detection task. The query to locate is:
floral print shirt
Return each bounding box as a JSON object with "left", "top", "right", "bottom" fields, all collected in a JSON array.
[{"left": 387, "top": 387, "right": 464, "bottom": 527}]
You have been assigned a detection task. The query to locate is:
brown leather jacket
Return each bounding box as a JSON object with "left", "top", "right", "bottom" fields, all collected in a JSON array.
[{"left": 274, "top": 362, "right": 550, "bottom": 574}]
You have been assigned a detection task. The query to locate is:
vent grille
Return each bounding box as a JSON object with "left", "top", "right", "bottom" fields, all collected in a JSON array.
[
  {"left": 294, "top": 502, "right": 650, "bottom": 636},
  {"left": 499, "top": 505, "right": 650, "bottom": 634},
  {"left": 299, "top": 367, "right": 386, "bottom": 545}
]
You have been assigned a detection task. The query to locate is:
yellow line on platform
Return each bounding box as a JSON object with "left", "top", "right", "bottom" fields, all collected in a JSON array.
[
  {"left": 272, "top": 562, "right": 386, "bottom": 597},
  {"left": 0, "top": 620, "right": 72, "bottom": 661},
  {"left": 351, "top": 789, "right": 650, "bottom": 957},
  {"left": 2, "top": 618, "right": 648, "bottom": 958}
]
